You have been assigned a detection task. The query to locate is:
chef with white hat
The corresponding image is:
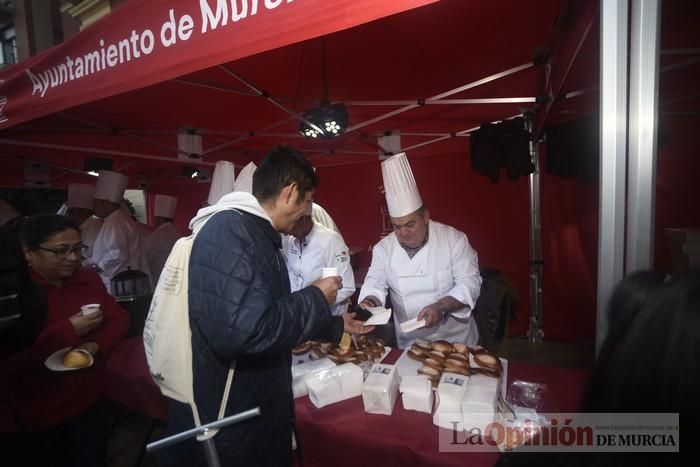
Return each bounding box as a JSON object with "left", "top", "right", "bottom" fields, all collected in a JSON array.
[
  {"left": 64, "top": 183, "right": 103, "bottom": 258},
  {"left": 144, "top": 194, "right": 182, "bottom": 284},
  {"left": 207, "top": 161, "right": 236, "bottom": 205},
  {"left": 282, "top": 203, "right": 355, "bottom": 316},
  {"left": 358, "top": 153, "right": 482, "bottom": 348},
  {"left": 86, "top": 170, "right": 151, "bottom": 291},
  {"left": 232, "top": 161, "right": 256, "bottom": 194}
]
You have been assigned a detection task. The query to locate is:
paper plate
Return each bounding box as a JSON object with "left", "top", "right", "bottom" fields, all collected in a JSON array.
[{"left": 45, "top": 347, "right": 94, "bottom": 372}]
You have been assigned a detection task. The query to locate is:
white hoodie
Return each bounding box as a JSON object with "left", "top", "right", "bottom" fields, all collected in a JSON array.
[{"left": 189, "top": 191, "right": 272, "bottom": 235}]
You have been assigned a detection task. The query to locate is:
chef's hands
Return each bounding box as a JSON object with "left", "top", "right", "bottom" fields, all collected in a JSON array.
[
  {"left": 312, "top": 276, "right": 342, "bottom": 305},
  {"left": 69, "top": 310, "right": 103, "bottom": 336},
  {"left": 358, "top": 296, "right": 380, "bottom": 309},
  {"left": 76, "top": 341, "right": 99, "bottom": 355},
  {"left": 417, "top": 303, "right": 443, "bottom": 328},
  {"left": 342, "top": 312, "right": 375, "bottom": 335}
]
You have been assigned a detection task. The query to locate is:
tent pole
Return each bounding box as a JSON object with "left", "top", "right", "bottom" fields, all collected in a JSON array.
[
  {"left": 343, "top": 97, "right": 536, "bottom": 106},
  {"left": 626, "top": 0, "right": 661, "bottom": 272},
  {"left": 597, "top": 0, "right": 629, "bottom": 355},
  {"left": 0, "top": 138, "right": 216, "bottom": 166},
  {"left": 346, "top": 63, "right": 533, "bottom": 133},
  {"left": 218, "top": 66, "right": 325, "bottom": 135},
  {"left": 526, "top": 117, "right": 544, "bottom": 343}
]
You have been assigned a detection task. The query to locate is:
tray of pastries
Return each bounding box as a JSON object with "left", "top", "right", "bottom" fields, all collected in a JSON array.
[
  {"left": 292, "top": 333, "right": 390, "bottom": 366},
  {"left": 395, "top": 339, "right": 503, "bottom": 386}
]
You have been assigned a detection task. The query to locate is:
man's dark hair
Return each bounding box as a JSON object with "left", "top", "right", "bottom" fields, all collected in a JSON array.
[
  {"left": 20, "top": 214, "right": 80, "bottom": 250},
  {"left": 253, "top": 146, "right": 318, "bottom": 203}
]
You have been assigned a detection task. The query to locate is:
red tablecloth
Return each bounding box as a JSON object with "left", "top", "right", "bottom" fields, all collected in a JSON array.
[{"left": 105, "top": 341, "right": 590, "bottom": 467}]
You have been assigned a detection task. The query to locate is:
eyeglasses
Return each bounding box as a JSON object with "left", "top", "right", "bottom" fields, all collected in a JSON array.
[{"left": 37, "top": 243, "right": 88, "bottom": 258}]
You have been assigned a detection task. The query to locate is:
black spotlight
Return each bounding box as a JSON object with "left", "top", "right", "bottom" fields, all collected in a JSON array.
[
  {"left": 299, "top": 103, "right": 349, "bottom": 139},
  {"left": 83, "top": 157, "right": 113, "bottom": 176},
  {"left": 182, "top": 166, "right": 200, "bottom": 179}
]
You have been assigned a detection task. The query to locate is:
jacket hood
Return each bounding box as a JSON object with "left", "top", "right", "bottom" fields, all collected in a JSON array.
[{"left": 189, "top": 191, "right": 271, "bottom": 234}]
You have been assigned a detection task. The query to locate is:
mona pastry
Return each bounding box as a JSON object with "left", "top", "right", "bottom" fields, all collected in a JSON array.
[{"left": 62, "top": 350, "right": 92, "bottom": 369}]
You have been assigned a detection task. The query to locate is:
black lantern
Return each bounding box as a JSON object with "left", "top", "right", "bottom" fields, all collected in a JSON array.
[{"left": 110, "top": 267, "right": 151, "bottom": 299}]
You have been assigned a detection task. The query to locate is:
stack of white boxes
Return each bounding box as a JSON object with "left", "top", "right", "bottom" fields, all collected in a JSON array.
[
  {"left": 432, "top": 373, "right": 469, "bottom": 430},
  {"left": 461, "top": 373, "right": 499, "bottom": 432},
  {"left": 291, "top": 357, "right": 336, "bottom": 399},
  {"left": 362, "top": 363, "right": 400, "bottom": 415},
  {"left": 306, "top": 363, "right": 364, "bottom": 408},
  {"left": 399, "top": 375, "right": 434, "bottom": 414}
]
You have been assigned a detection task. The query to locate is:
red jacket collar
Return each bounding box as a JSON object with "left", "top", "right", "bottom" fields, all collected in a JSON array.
[{"left": 30, "top": 267, "right": 91, "bottom": 288}]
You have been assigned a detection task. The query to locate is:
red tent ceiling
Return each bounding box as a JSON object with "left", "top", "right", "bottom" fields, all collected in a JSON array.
[
  {"left": 0, "top": 0, "right": 563, "bottom": 187},
  {"left": 2, "top": 0, "right": 696, "bottom": 189}
]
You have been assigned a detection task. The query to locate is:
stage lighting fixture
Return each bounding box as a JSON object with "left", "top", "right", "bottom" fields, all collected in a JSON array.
[
  {"left": 299, "top": 103, "right": 349, "bottom": 139},
  {"left": 83, "top": 157, "right": 113, "bottom": 176},
  {"left": 182, "top": 166, "right": 200, "bottom": 179}
]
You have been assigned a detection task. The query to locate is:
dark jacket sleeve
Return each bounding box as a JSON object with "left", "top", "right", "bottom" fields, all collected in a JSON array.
[{"left": 188, "top": 212, "right": 343, "bottom": 361}]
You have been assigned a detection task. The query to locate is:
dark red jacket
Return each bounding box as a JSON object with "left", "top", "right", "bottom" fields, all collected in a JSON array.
[{"left": 0, "top": 268, "right": 129, "bottom": 431}]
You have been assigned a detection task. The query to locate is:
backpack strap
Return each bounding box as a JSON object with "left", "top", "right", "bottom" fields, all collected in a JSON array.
[{"left": 194, "top": 363, "right": 236, "bottom": 441}]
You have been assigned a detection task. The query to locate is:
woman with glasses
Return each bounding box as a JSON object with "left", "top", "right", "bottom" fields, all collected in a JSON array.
[{"left": 0, "top": 214, "right": 128, "bottom": 467}]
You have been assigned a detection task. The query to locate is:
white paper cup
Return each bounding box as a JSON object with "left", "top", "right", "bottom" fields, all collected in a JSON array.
[
  {"left": 320, "top": 267, "right": 339, "bottom": 279},
  {"left": 81, "top": 304, "right": 101, "bottom": 316}
]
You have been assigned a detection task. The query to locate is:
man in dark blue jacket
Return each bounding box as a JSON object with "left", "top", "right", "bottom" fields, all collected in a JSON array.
[{"left": 162, "top": 146, "right": 372, "bottom": 466}]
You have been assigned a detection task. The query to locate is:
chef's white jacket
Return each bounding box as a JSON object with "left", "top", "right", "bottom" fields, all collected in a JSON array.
[
  {"left": 145, "top": 222, "right": 182, "bottom": 285},
  {"left": 359, "top": 220, "right": 482, "bottom": 349},
  {"left": 282, "top": 221, "right": 355, "bottom": 316},
  {"left": 311, "top": 203, "right": 339, "bottom": 233},
  {"left": 87, "top": 208, "right": 151, "bottom": 291},
  {"left": 79, "top": 215, "right": 103, "bottom": 259}
]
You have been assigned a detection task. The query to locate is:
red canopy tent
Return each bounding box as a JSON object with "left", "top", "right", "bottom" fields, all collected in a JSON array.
[{"left": 1, "top": 0, "right": 698, "bottom": 342}]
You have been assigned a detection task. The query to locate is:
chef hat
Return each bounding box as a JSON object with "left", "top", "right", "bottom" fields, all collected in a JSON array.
[
  {"left": 207, "top": 161, "right": 235, "bottom": 205},
  {"left": 67, "top": 183, "right": 96, "bottom": 210},
  {"left": 232, "top": 162, "right": 256, "bottom": 194},
  {"left": 94, "top": 170, "right": 129, "bottom": 204},
  {"left": 0, "top": 199, "right": 21, "bottom": 226},
  {"left": 154, "top": 194, "right": 178, "bottom": 219},
  {"left": 311, "top": 203, "right": 340, "bottom": 233},
  {"left": 381, "top": 152, "right": 422, "bottom": 217}
]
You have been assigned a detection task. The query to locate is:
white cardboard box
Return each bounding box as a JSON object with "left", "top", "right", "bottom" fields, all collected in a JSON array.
[{"left": 362, "top": 363, "right": 399, "bottom": 415}]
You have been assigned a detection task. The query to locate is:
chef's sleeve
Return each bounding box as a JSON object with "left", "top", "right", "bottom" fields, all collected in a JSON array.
[
  {"left": 445, "top": 230, "right": 482, "bottom": 319},
  {"left": 358, "top": 241, "right": 389, "bottom": 306}
]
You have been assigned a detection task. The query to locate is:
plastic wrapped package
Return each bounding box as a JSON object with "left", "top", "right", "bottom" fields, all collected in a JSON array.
[
  {"left": 490, "top": 379, "right": 556, "bottom": 451},
  {"left": 399, "top": 375, "right": 434, "bottom": 414},
  {"left": 362, "top": 364, "right": 399, "bottom": 415},
  {"left": 507, "top": 379, "right": 557, "bottom": 412},
  {"left": 462, "top": 382, "right": 498, "bottom": 432},
  {"left": 433, "top": 372, "right": 469, "bottom": 429},
  {"left": 291, "top": 357, "right": 336, "bottom": 399},
  {"left": 306, "top": 363, "right": 364, "bottom": 408}
]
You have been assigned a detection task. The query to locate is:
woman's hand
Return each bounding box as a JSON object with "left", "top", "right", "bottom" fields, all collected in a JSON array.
[
  {"left": 76, "top": 341, "right": 99, "bottom": 355},
  {"left": 69, "top": 311, "right": 103, "bottom": 336}
]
